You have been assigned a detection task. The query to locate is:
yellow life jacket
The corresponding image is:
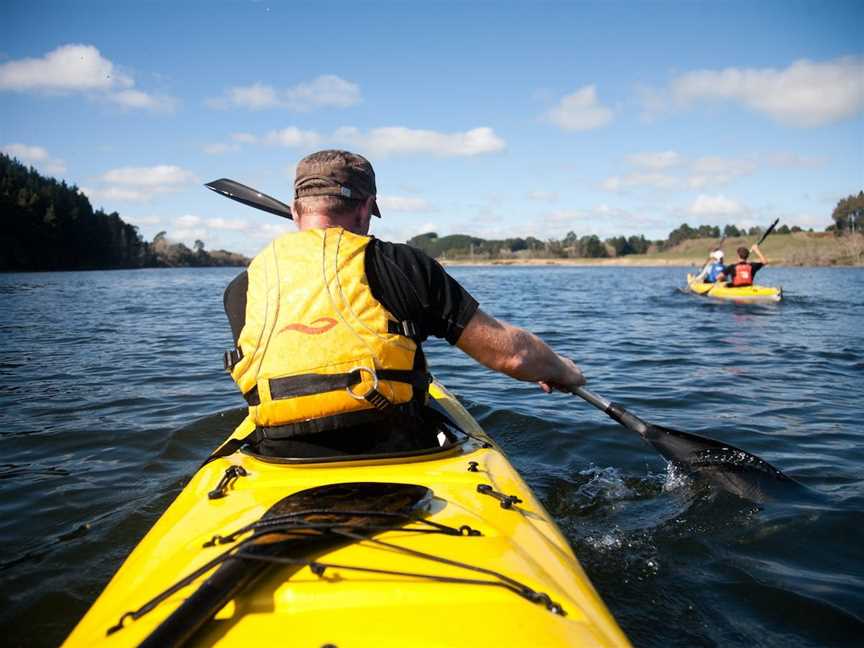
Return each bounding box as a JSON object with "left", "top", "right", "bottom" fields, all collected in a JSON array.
[{"left": 229, "top": 227, "right": 426, "bottom": 433}]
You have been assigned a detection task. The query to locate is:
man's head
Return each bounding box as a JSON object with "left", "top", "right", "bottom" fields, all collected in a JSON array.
[
  {"left": 293, "top": 150, "right": 380, "bottom": 234},
  {"left": 737, "top": 246, "right": 750, "bottom": 260},
  {"left": 711, "top": 249, "right": 724, "bottom": 261}
]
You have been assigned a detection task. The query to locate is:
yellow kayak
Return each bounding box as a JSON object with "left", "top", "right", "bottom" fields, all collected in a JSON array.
[
  {"left": 63, "top": 381, "right": 631, "bottom": 647},
  {"left": 687, "top": 273, "right": 782, "bottom": 302}
]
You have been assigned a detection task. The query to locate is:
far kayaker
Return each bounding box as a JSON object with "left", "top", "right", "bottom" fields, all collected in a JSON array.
[
  {"left": 717, "top": 244, "right": 768, "bottom": 287},
  {"left": 222, "top": 149, "right": 585, "bottom": 458},
  {"left": 692, "top": 248, "right": 725, "bottom": 283}
]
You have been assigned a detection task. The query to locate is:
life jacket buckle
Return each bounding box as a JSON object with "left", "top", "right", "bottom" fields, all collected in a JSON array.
[
  {"left": 345, "top": 366, "right": 392, "bottom": 410},
  {"left": 388, "top": 319, "right": 418, "bottom": 338},
  {"left": 224, "top": 347, "right": 244, "bottom": 372}
]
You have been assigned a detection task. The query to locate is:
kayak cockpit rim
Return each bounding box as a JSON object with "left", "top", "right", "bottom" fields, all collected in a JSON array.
[{"left": 239, "top": 415, "right": 476, "bottom": 466}]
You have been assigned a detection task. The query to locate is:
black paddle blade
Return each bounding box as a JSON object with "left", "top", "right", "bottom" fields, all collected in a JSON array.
[
  {"left": 642, "top": 423, "right": 800, "bottom": 502},
  {"left": 205, "top": 178, "right": 293, "bottom": 219},
  {"left": 137, "top": 482, "right": 430, "bottom": 647},
  {"left": 756, "top": 218, "right": 780, "bottom": 245},
  {"left": 575, "top": 388, "right": 802, "bottom": 502}
]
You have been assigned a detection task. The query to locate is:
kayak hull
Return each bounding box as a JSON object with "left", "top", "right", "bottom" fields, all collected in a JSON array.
[
  {"left": 62, "top": 382, "right": 630, "bottom": 647},
  {"left": 687, "top": 273, "right": 782, "bottom": 302}
]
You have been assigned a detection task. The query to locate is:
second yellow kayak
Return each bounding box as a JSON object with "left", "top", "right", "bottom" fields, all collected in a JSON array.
[{"left": 687, "top": 273, "right": 782, "bottom": 302}]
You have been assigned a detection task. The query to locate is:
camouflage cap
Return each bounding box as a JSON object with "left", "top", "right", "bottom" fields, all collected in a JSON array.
[{"left": 294, "top": 150, "right": 381, "bottom": 217}]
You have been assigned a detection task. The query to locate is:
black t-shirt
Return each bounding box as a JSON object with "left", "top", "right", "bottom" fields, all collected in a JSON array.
[
  {"left": 721, "top": 261, "right": 764, "bottom": 281},
  {"left": 223, "top": 238, "right": 479, "bottom": 347}
]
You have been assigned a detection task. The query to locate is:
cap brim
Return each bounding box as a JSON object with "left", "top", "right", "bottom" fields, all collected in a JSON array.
[{"left": 371, "top": 198, "right": 381, "bottom": 217}]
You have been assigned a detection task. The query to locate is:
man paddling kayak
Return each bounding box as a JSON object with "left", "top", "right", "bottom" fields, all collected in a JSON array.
[
  {"left": 717, "top": 244, "right": 768, "bottom": 287},
  {"left": 222, "top": 149, "right": 585, "bottom": 457}
]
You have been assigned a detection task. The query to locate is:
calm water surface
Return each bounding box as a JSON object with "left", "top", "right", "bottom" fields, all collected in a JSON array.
[{"left": 1, "top": 266, "right": 862, "bottom": 647}]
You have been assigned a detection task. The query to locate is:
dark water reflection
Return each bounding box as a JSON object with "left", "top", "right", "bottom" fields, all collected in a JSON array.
[{"left": 1, "top": 266, "right": 862, "bottom": 646}]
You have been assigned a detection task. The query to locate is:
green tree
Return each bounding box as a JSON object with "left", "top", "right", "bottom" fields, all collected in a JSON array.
[{"left": 831, "top": 191, "right": 864, "bottom": 235}]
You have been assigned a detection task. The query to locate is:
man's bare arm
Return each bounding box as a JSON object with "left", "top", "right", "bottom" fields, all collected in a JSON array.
[
  {"left": 456, "top": 309, "right": 585, "bottom": 392},
  {"left": 750, "top": 243, "right": 768, "bottom": 264}
]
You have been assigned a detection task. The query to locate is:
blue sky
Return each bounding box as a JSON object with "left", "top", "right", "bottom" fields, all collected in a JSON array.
[{"left": 2, "top": 0, "right": 862, "bottom": 256}]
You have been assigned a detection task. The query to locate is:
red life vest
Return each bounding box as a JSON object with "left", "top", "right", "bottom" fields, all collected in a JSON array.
[{"left": 731, "top": 263, "right": 753, "bottom": 286}]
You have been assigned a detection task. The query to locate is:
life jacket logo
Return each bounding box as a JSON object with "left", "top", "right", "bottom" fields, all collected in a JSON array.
[{"left": 280, "top": 317, "right": 338, "bottom": 335}]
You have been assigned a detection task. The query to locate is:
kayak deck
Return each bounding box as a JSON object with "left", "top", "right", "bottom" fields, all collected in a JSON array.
[
  {"left": 686, "top": 273, "right": 782, "bottom": 302},
  {"left": 63, "top": 382, "right": 630, "bottom": 647}
]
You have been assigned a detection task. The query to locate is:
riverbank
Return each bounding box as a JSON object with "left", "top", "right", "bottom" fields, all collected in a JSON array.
[{"left": 439, "top": 232, "right": 864, "bottom": 268}]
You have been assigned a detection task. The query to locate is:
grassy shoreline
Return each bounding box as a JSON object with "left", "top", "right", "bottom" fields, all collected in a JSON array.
[{"left": 439, "top": 232, "right": 864, "bottom": 268}]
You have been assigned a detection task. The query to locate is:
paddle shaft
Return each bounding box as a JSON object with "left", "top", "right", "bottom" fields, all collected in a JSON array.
[{"left": 572, "top": 386, "right": 649, "bottom": 437}]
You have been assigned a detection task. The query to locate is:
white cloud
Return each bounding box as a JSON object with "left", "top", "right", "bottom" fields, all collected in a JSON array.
[
  {"left": 334, "top": 126, "right": 506, "bottom": 156},
  {"left": 100, "top": 165, "right": 196, "bottom": 188},
  {"left": 377, "top": 196, "right": 433, "bottom": 212},
  {"left": 602, "top": 152, "right": 811, "bottom": 194},
  {"left": 107, "top": 89, "right": 176, "bottom": 113},
  {"left": 543, "top": 85, "right": 613, "bottom": 131},
  {"left": 206, "top": 217, "right": 249, "bottom": 231},
  {"left": 625, "top": 151, "right": 682, "bottom": 170},
  {"left": 283, "top": 75, "right": 361, "bottom": 111},
  {"left": 81, "top": 186, "right": 150, "bottom": 203},
  {"left": 264, "top": 127, "right": 322, "bottom": 148},
  {"left": 230, "top": 82, "right": 280, "bottom": 109},
  {"left": 254, "top": 223, "right": 292, "bottom": 240},
  {"left": 211, "top": 75, "right": 361, "bottom": 111},
  {"left": 85, "top": 165, "right": 196, "bottom": 204},
  {"left": 209, "top": 124, "right": 506, "bottom": 158},
  {"left": 2, "top": 143, "right": 67, "bottom": 174},
  {"left": 0, "top": 44, "right": 132, "bottom": 91},
  {"left": 203, "top": 142, "right": 238, "bottom": 155},
  {"left": 687, "top": 156, "right": 756, "bottom": 189},
  {"left": 2, "top": 143, "right": 50, "bottom": 160},
  {"left": 0, "top": 43, "right": 176, "bottom": 113},
  {"left": 176, "top": 214, "right": 202, "bottom": 227},
  {"left": 172, "top": 227, "right": 208, "bottom": 243},
  {"left": 764, "top": 152, "right": 828, "bottom": 169},
  {"left": 203, "top": 132, "right": 261, "bottom": 155},
  {"left": 688, "top": 194, "right": 747, "bottom": 216},
  {"left": 649, "top": 56, "right": 864, "bottom": 127},
  {"left": 602, "top": 173, "right": 681, "bottom": 192}
]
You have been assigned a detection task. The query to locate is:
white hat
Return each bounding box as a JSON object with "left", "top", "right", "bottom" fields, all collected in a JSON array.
[{"left": 711, "top": 250, "right": 724, "bottom": 260}]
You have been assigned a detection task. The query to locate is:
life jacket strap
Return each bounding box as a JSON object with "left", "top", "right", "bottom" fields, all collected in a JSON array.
[
  {"left": 387, "top": 319, "right": 419, "bottom": 338},
  {"left": 223, "top": 347, "right": 244, "bottom": 372},
  {"left": 242, "top": 368, "right": 429, "bottom": 407}
]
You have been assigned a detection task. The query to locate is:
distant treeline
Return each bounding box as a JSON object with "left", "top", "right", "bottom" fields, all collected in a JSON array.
[
  {"left": 0, "top": 154, "right": 248, "bottom": 272},
  {"left": 408, "top": 218, "right": 819, "bottom": 261},
  {"left": 408, "top": 191, "right": 862, "bottom": 261}
]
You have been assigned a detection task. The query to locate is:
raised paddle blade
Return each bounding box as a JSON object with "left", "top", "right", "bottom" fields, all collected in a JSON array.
[
  {"left": 756, "top": 218, "right": 780, "bottom": 246},
  {"left": 131, "top": 482, "right": 430, "bottom": 647},
  {"left": 205, "top": 178, "right": 293, "bottom": 219}
]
